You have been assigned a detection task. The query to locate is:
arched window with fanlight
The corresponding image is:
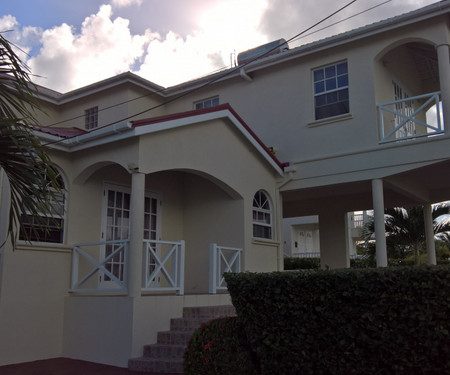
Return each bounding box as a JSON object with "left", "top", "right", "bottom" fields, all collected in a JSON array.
[
  {"left": 19, "top": 166, "right": 66, "bottom": 244},
  {"left": 252, "top": 190, "right": 272, "bottom": 239}
]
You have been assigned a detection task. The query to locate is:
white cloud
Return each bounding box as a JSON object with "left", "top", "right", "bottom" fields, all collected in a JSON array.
[
  {"left": 27, "top": 5, "right": 148, "bottom": 92},
  {"left": 111, "top": 0, "right": 142, "bottom": 9},
  {"left": 137, "top": 0, "right": 269, "bottom": 87}
]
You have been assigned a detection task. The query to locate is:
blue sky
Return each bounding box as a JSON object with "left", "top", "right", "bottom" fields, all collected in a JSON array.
[{"left": 0, "top": 0, "right": 439, "bottom": 92}]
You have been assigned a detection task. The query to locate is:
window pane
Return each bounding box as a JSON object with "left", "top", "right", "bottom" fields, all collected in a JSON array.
[
  {"left": 315, "top": 94, "right": 327, "bottom": 107},
  {"left": 313, "top": 69, "right": 324, "bottom": 82},
  {"left": 338, "top": 88, "right": 349, "bottom": 101},
  {"left": 325, "top": 65, "right": 336, "bottom": 78},
  {"left": 325, "top": 78, "right": 336, "bottom": 91},
  {"left": 314, "top": 81, "right": 325, "bottom": 94},
  {"left": 337, "top": 62, "right": 348, "bottom": 75},
  {"left": 326, "top": 92, "right": 338, "bottom": 104},
  {"left": 337, "top": 75, "right": 348, "bottom": 88}
]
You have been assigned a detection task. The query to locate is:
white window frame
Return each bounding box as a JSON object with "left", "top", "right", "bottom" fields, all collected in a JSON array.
[
  {"left": 252, "top": 190, "right": 272, "bottom": 239},
  {"left": 313, "top": 61, "right": 349, "bottom": 120},
  {"left": 19, "top": 167, "right": 66, "bottom": 244},
  {"left": 85, "top": 106, "right": 99, "bottom": 130},
  {"left": 194, "top": 96, "right": 219, "bottom": 110}
]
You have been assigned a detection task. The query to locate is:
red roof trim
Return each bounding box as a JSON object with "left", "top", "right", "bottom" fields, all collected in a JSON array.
[
  {"left": 36, "top": 126, "right": 88, "bottom": 138},
  {"left": 131, "top": 103, "right": 287, "bottom": 171}
]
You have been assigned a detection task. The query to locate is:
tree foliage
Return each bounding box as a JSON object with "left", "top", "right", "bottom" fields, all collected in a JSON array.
[
  {"left": 362, "top": 203, "right": 450, "bottom": 264},
  {"left": 0, "top": 32, "right": 62, "bottom": 247}
]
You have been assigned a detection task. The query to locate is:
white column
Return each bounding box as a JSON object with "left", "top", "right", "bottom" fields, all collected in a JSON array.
[
  {"left": 128, "top": 171, "right": 145, "bottom": 298},
  {"left": 423, "top": 204, "right": 437, "bottom": 265},
  {"left": 372, "top": 179, "right": 387, "bottom": 267},
  {"left": 437, "top": 44, "right": 450, "bottom": 133}
]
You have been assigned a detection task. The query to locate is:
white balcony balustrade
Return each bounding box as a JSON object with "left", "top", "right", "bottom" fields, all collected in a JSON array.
[
  {"left": 378, "top": 92, "right": 444, "bottom": 143},
  {"left": 71, "top": 239, "right": 129, "bottom": 293},
  {"left": 142, "top": 239, "right": 185, "bottom": 295},
  {"left": 209, "top": 243, "right": 242, "bottom": 294}
]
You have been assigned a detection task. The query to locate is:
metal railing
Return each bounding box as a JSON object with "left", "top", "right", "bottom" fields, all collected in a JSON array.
[
  {"left": 378, "top": 91, "right": 444, "bottom": 143},
  {"left": 209, "top": 243, "right": 242, "bottom": 294},
  {"left": 70, "top": 239, "right": 129, "bottom": 292},
  {"left": 142, "top": 239, "right": 185, "bottom": 295}
]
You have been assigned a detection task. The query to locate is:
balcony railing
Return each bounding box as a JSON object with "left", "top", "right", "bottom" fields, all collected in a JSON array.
[
  {"left": 142, "top": 239, "right": 185, "bottom": 295},
  {"left": 70, "top": 239, "right": 129, "bottom": 293},
  {"left": 209, "top": 243, "right": 242, "bottom": 294},
  {"left": 378, "top": 91, "right": 444, "bottom": 143}
]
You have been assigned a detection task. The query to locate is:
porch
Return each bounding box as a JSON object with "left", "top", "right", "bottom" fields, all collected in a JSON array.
[{"left": 70, "top": 240, "right": 241, "bottom": 295}]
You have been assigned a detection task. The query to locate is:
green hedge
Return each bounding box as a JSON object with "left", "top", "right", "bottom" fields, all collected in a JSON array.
[
  {"left": 183, "top": 317, "right": 259, "bottom": 375},
  {"left": 225, "top": 267, "right": 450, "bottom": 375}
]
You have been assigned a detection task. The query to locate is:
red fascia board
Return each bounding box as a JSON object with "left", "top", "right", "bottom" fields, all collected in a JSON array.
[
  {"left": 131, "top": 103, "right": 287, "bottom": 171},
  {"left": 36, "top": 126, "right": 88, "bottom": 138}
]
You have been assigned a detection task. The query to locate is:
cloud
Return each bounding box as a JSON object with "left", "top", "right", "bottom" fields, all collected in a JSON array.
[
  {"left": 111, "top": 0, "right": 142, "bottom": 9},
  {"left": 0, "top": 15, "right": 43, "bottom": 61},
  {"left": 27, "top": 5, "right": 148, "bottom": 92},
  {"left": 258, "top": 0, "right": 439, "bottom": 48}
]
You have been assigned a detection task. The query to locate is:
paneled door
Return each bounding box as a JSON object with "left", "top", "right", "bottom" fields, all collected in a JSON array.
[{"left": 100, "top": 184, "right": 161, "bottom": 289}]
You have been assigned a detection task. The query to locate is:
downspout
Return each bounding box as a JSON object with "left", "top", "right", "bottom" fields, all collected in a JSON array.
[
  {"left": 240, "top": 68, "right": 253, "bottom": 82},
  {"left": 275, "top": 164, "right": 296, "bottom": 270}
]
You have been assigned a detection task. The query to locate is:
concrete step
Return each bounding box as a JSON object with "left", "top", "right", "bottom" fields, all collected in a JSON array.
[
  {"left": 128, "top": 357, "right": 183, "bottom": 374},
  {"left": 157, "top": 330, "right": 193, "bottom": 345},
  {"left": 182, "top": 305, "right": 236, "bottom": 319},
  {"left": 169, "top": 317, "right": 212, "bottom": 331},
  {"left": 143, "top": 344, "right": 186, "bottom": 359},
  {"left": 128, "top": 304, "right": 236, "bottom": 373}
]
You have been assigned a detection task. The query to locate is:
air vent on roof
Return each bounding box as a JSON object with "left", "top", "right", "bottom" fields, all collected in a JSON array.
[{"left": 237, "top": 39, "right": 288, "bottom": 66}]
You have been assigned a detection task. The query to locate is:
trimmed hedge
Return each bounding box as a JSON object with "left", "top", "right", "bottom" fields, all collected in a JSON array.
[
  {"left": 225, "top": 266, "right": 450, "bottom": 375},
  {"left": 183, "top": 317, "right": 259, "bottom": 375}
]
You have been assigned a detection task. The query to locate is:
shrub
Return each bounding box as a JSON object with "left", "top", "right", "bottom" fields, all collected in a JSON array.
[
  {"left": 225, "top": 266, "right": 450, "bottom": 375},
  {"left": 183, "top": 316, "right": 259, "bottom": 375}
]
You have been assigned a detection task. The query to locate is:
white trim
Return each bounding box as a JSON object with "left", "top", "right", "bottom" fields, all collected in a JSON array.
[{"left": 39, "top": 109, "right": 284, "bottom": 176}]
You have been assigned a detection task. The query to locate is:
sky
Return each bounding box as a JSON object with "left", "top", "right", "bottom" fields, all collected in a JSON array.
[{"left": 0, "top": 0, "right": 440, "bottom": 93}]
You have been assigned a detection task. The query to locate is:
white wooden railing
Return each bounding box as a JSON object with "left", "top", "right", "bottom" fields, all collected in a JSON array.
[
  {"left": 71, "top": 239, "right": 129, "bottom": 292},
  {"left": 209, "top": 243, "right": 242, "bottom": 294},
  {"left": 378, "top": 91, "right": 444, "bottom": 143},
  {"left": 142, "top": 239, "right": 185, "bottom": 295}
]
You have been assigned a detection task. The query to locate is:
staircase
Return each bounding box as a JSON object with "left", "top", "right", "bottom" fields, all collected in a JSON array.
[{"left": 128, "top": 305, "right": 236, "bottom": 373}]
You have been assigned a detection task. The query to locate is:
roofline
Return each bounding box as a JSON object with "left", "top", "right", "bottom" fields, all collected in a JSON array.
[
  {"left": 164, "top": 0, "right": 450, "bottom": 95},
  {"left": 37, "top": 104, "right": 286, "bottom": 175},
  {"left": 35, "top": 72, "right": 167, "bottom": 104},
  {"left": 131, "top": 104, "right": 287, "bottom": 175}
]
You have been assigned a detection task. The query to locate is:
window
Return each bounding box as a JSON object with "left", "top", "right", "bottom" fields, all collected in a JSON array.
[
  {"left": 85, "top": 106, "right": 98, "bottom": 129},
  {"left": 313, "top": 61, "right": 349, "bottom": 120},
  {"left": 194, "top": 96, "right": 219, "bottom": 110},
  {"left": 253, "top": 191, "right": 272, "bottom": 239},
  {"left": 19, "top": 167, "right": 66, "bottom": 244}
]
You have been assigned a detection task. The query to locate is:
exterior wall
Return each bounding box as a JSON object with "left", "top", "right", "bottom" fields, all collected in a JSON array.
[
  {"left": 35, "top": 83, "right": 166, "bottom": 130},
  {"left": 0, "top": 246, "right": 71, "bottom": 366},
  {"left": 63, "top": 294, "right": 232, "bottom": 368}
]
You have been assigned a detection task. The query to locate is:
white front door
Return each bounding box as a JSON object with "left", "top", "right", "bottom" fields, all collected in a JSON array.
[{"left": 100, "top": 184, "right": 161, "bottom": 289}]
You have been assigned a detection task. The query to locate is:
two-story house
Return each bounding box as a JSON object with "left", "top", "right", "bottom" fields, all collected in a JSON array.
[{"left": 1, "top": 1, "right": 450, "bottom": 370}]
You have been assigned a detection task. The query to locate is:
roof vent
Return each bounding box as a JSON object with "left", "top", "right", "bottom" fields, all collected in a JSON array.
[{"left": 237, "top": 39, "right": 288, "bottom": 66}]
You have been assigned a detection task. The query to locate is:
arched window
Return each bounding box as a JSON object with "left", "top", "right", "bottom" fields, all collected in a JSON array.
[
  {"left": 253, "top": 190, "right": 272, "bottom": 239},
  {"left": 19, "top": 166, "right": 66, "bottom": 244}
]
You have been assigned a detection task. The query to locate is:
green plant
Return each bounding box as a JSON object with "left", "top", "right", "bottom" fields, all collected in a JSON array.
[
  {"left": 225, "top": 267, "right": 450, "bottom": 375},
  {"left": 183, "top": 316, "right": 259, "bottom": 375}
]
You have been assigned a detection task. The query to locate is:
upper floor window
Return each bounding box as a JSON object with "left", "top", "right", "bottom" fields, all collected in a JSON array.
[
  {"left": 313, "top": 61, "right": 349, "bottom": 120},
  {"left": 194, "top": 96, "right": 219, "bottom": 110},
  {"left": 85, "top": 106, "right": 98, "bottom": 129},
  {"left": 19, "top": 167, "right": 66, "bottom": 244},
  {"left": 253, "top": 190, "right": 272, "bottom": 239}
]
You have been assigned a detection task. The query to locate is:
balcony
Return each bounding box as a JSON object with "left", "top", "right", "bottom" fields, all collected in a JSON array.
[{"left": 378, "top": 91, "right": 444, "bottom": 143}]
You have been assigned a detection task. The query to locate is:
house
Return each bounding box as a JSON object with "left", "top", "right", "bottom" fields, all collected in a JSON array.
[{"left": 1, "top": 0, "right": 450, "bottom": 370}]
